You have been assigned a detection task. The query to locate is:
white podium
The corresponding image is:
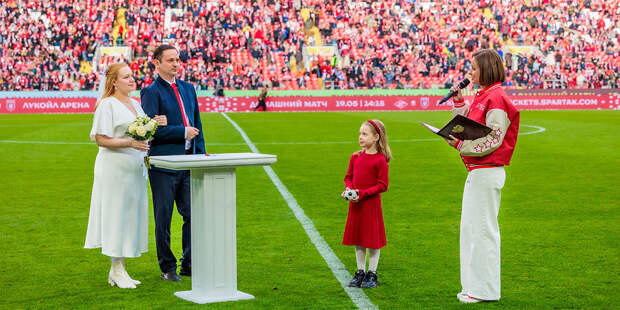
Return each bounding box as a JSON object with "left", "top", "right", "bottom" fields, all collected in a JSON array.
[{"left": 149, "top": 153, "right": 277, "bottom": 304}]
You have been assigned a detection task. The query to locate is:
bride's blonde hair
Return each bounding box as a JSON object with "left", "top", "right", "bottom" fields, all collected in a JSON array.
[{"left": 95, "top": 62, "right": 127, "bottom": 109}]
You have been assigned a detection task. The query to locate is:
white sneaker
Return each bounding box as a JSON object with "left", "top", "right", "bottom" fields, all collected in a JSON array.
[{"left": 458, "top": 294, "right": 483, "bottom": 303}]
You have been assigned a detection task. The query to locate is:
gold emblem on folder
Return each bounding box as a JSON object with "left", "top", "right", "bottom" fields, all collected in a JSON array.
[{"left": 452, "top": 125, "right": 465, "bottom": 133}]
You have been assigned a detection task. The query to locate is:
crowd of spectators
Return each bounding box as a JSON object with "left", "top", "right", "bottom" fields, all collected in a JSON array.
[
  {"left": 1, "top": 0, "right": 618, "bottom": 91},
  {"left": 0, "top": 0, "right": 123, "bottom": 91}
]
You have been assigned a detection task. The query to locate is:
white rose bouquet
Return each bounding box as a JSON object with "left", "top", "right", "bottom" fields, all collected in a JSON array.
[
  {"left": 126, "top": 115, "right": 158, "bottom": 173},
  {"left": 126, "top": 115, "right": 158, "bottom": 141}
]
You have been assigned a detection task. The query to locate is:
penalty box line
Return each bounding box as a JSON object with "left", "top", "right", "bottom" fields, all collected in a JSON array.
[{"left": 221, "top": 112, "right": 377, "bottom": 310}]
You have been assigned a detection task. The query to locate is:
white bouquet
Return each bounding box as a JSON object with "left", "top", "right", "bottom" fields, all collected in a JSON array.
[
  {"left": 126, "top": 115, "right": 158, "bottom": 173},
  {"left": 126, "top": 115, "right": 158, "bottom": 141}
]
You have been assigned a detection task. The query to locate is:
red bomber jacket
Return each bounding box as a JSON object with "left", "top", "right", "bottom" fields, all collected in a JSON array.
[{"left": 451, "top": 82, "right": 520, "bottom": 171}]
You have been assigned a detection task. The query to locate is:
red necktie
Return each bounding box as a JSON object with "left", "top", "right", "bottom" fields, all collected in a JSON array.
[{"left": 171, "top": 83, "right": 188, "bottom": 127}]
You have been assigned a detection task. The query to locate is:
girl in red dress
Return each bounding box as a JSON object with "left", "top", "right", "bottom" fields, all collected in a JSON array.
[{"left": 342, "top": 119, "right": 391, "bottom": 289}]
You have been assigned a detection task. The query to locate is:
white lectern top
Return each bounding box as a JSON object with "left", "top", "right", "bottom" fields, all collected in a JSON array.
[{"left": 150, "top": 153, "right": 277, "bottom": 170}]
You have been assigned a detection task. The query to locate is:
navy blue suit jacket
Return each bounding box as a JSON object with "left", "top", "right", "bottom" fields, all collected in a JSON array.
[{"left": 141, "top": 76, "right": 205, "bottom": 172}]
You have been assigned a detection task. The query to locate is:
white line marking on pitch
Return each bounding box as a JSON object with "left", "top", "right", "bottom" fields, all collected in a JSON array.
[
  {"left": 0, "top": 124, "right": 545, "bottom": 147},
  {"left": 221, "top": 112, "right": 378, "bottom": 310},
  {"left": 519, "top": 124, "right": 546, "bottom": 135}
]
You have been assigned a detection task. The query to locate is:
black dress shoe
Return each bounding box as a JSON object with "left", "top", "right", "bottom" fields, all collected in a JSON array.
[
  {"left": 160, "top": 271, "right": 182, "bottom": 282},
  {"left": 360, "top": 271, "right": 379, "bottom": 288},
  {"left": 348, "top": 269, "right": 365, "bottom": 287},
  {"left": 179, "top": 265, "right": 191, "bottom": 277}
]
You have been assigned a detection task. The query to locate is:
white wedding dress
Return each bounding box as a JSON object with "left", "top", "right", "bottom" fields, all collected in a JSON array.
[{"left": 85, "top": 97, "right": 148, "bottom": 258}]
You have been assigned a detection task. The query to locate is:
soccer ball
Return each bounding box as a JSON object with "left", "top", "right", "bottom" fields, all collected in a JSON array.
[{"left": 344, "top": 189, "right": 358, "bottom": 201}]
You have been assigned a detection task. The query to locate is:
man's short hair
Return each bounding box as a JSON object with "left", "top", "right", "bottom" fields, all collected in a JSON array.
[
  {"left": 473, "top": 49, "right": 506, "bottom": 86},
  {"left": 153, "top": 44, "right": 177, "bottom": 61}
]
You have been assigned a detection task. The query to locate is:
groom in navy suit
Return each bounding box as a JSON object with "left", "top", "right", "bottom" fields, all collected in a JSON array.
[{"left": 141, "top": 44, "right": 205, "bottom": 282}]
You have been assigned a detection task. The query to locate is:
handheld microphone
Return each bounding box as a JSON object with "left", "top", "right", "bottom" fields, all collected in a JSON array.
[{"left": 438, "top": 79, "right": 470, "bottom": 105}]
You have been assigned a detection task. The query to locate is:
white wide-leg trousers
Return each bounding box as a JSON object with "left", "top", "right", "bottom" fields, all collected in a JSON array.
[{"left": 460, "top": 167, "right": 505, "bottom": 300}]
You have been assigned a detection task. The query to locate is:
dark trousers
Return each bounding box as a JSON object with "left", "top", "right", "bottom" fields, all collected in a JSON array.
[
  {"left": 254, "top": 99, "right": 267, "bottom": 111},
  {"left": 148, "top": 169, "right": 191, "bottom": 273}
]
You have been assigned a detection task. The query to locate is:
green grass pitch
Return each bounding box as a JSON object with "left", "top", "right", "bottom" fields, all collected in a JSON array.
[{"left": 0, "top": 110, "right": 618, "bottom": 309}]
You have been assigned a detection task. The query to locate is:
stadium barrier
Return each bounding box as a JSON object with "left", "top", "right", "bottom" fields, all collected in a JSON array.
[{"left": 1, "top": 89, "right": 618, "bottom": 114}]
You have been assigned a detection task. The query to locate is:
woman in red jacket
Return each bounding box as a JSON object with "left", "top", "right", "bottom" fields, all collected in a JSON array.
[{"left": 445, "top": 49, "right": 520, "bottom": 303}]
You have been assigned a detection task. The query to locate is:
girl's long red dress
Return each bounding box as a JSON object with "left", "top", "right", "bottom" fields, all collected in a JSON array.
[{"left": 342, "top": 151, "right": 389, "bottom": 249}]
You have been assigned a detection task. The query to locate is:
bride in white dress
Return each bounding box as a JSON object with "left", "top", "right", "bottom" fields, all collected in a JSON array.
[{"left": 85, "top": 63, "right": 166, "bottom": 289}]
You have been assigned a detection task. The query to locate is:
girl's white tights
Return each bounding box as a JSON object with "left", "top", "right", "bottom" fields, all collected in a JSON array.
[
  {"left": 355, "top": 246, "right": 366, "bottom": 270},
  {"left": 355, "top": 246, "right": 381, "bottom": 272}
]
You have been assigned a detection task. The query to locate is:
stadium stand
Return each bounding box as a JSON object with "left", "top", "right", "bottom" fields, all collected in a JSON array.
[{"left": 1, "top": 0, "right": 618, "bottom": 91}]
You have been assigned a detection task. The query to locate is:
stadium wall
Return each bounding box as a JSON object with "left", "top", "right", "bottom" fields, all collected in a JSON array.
[{"left": 0, "top": 89, "right": 618, "bottom": 114}]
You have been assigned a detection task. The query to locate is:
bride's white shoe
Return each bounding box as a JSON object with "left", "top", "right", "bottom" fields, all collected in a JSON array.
[
  {"left": 109, "top": 260, "right": 136, "bottom": 289},
  {"left": 125, "top": 274, "right": 141, "bottom": 286},
  {"left": 120, "top": 258, "right": 141, "bottom": 285}
]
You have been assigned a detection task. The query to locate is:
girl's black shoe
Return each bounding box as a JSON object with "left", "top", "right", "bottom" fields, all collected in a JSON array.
[
  {"left": 348, "top": 270, "right": 366, "bottom": 287},
  {"left": 360, "top": 271, "right": 379, "bottom": 288}
]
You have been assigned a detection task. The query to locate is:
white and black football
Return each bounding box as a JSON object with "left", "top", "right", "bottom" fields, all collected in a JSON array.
[{"left": 344, "top": 189, "right": 358, "bottom": 201}]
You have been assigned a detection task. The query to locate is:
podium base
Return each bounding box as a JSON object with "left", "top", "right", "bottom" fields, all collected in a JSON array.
[{"left": 174, "top": 290, "right": 254, "bottom": 304}]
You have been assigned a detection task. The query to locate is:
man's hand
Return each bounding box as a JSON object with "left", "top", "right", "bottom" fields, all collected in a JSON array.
[
  {"left": 153, "top": 115, "right": 167, "bottom": 126},
  {"left": 186, "top": 127, "right": 199, "bottom": 140}
]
